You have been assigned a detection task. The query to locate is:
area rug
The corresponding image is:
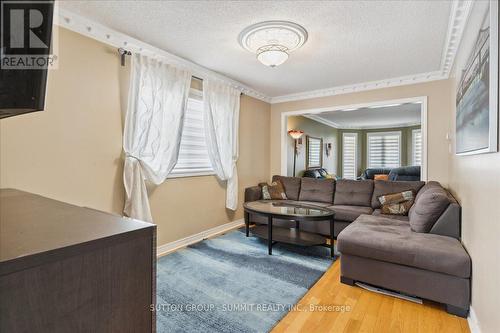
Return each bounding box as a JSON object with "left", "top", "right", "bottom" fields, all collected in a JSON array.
[{"left": 156, "top": 229, "right": 335, "bottom": 333}]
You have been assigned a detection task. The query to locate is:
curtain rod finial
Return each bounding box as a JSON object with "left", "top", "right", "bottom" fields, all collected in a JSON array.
[{"left": 118, "top": 48, "right": 132, "bottom": 66}]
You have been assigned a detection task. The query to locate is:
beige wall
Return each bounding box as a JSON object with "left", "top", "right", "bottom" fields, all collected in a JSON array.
[
  {"left": 271, "top": 79, "right": 453, "bottom": 185},
  {"left": 0, "top": 28, "right": 126, "bottom": 214},
  {"left": 286, "top": 116, "right": 338, "bottom": 176},
  {"left": 0, "top": 28, "right": 270, "bottom": 246},
  {"left": 447, "top": 113, "right": 500, "bottom": 332},
  {"left": 446, "top": 1, "right": 500, "bottom": 331}
]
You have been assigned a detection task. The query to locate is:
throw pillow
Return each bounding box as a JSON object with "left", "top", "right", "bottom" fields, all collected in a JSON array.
[
  {"left": 259, "top": 180, "right": 287, "bottom": 200},
  {"left": 272, "top": 176, "right": 301, "bottom": 200},
  {"left": 409, "top": 188, "right": 450, "bottom": 233},
  {"left": 378, "top": 190, "right": 414, "bottom": 215},
  {"left": 371, "top": 180, "right": 425, "bottom": 209},
  {"left": 374, "top": 174, "right": 389, "bottom": 181}
]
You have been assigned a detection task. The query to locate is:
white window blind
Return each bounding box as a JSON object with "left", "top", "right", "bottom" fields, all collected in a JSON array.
[
  {"left": 342, "top": 133, "right": 358, "bottom": 180},
  {"left": 170, "top": 90, "right": 214, "bottom": 177},
  {"left": 307, "top": 136, "right": 322, "bottom": 168},
  {"left": 412, "top": 129, "right": 422, "bottom": 166},
  {"left": 367, "top": 131, "right": 401, "bottom": 168}
]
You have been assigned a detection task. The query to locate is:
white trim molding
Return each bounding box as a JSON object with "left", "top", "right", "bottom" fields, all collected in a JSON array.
[
  {"left": 281, "top": 96, "right": 428, "bottom": 181},
  {"left": 272, "top": 71, "right": 446, "bottom": 104},
  {"left": 304, "top": 114, "right": 343, "bottom": 129},
  {"left": 440, "top": 0, "right": 474, "bottom": 77},
  {"left": 304, "top": 114, "right": 421, "bottom": 130},
  {"left": 156, "top": 219, "right": 244, "bottom": 257},
  {"left": 56, "top": 9, "right": 271, "bottom": 103},
  {"left": 468, "top": 306, "right": 482, "bottom": 333}
]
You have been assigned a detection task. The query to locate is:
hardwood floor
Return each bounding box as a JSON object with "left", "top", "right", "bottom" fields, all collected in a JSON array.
[{"left": 271, "top": 259, "right": 470, "bottom": 333}]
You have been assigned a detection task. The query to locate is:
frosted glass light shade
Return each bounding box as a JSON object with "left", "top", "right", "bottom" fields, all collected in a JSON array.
[{"left": 257, "top": 49, "right": 289, "bottom": 67}]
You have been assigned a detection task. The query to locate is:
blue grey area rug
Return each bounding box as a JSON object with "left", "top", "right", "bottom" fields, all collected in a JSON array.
[{"left": 156, "top": 229, "right": 335, "bottom": 333}]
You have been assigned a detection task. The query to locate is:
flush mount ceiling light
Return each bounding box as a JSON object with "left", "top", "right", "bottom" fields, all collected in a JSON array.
[{"left": 238, "top": 21, "right": 308, "bottom": 67}]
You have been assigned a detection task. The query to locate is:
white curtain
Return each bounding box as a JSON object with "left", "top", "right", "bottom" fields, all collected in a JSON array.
[
  {"left": 123, "top": 53, "right": 192, "bottom": 222},
  {"left": 203, "top": 79, "right": 240, "bottom": 210}
]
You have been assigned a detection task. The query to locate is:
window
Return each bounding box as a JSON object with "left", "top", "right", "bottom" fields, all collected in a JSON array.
[
  {"left": 367, "top": 131, "right": 401, "bottom": 168},
  {"left": 412, "top": 129, "right": 422, "bottom": 166},
  {"left": 342, "top": 133, "right": 358, "bottom": 179},
  {"left": 306, "top": 136, "right": 323, "bottom": 169},
  {"left": 170, "top": 90, "right": 214, "bottom": 177}
]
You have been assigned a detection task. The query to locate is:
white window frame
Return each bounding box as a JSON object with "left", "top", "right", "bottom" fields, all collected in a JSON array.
[
  {"left": 342, "top": 132, "right": 358, "bottom": 180},
  {"left": 366, "top": 131, "right": 402, "bottom": 169},
  {"left": 412, "top": 128, "right": 422, "bottom": 166},
  {"left": 169, "top": 89, "right": 215, "bottom": 178}
]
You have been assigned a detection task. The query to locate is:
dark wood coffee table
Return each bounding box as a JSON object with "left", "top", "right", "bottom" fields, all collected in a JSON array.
[{"left": 243, "top": 200, "right": 335, "bottom": 257}]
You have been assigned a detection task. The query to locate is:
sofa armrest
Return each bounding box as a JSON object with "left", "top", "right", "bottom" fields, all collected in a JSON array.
[
  {"left": 245, "top": 186, "right": 262, "bottom": 202},
  {"left": 429, "top": 203, "right": 461, "bottom": 240}
]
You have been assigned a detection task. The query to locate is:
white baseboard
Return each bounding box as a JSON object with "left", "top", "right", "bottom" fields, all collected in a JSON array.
[
  {"left": 156, "top": 219, "right": 244, "bottom": 257},
  {"left": 468, "top": 306, "right": 481, "bottom": 333}
]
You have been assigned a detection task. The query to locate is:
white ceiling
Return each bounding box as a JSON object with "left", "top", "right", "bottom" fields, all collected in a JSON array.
[
  {"left": 306, "top": 103, "right": 421, "bottom": 129},
  {"left": 59, "top": 0, "right": 452, "bottom": 98}
]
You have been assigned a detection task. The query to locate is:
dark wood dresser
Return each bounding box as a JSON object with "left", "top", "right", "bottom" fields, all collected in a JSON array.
[{"left": 0, "top": 189, "right": 156, "bottom": 333}]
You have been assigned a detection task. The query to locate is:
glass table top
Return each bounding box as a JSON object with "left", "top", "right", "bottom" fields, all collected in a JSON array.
[{"left": 243, "top": 200, "right": 334, "bottom": 217}]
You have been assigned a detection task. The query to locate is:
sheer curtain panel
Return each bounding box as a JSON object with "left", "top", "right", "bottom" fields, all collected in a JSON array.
[
  {"left": 203, "top": 79, "right": 240, "bottom": 210},
  {"left": 123, "top": 53, "right": 191, "bottom": 222}
]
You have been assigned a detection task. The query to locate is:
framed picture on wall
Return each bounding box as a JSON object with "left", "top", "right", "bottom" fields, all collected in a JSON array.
[
  {"left": 456, "top": 0, "right": 499, "bottom": 155},
  {"left": 306, "top": 136, "right": 323, "bottom": 169}
]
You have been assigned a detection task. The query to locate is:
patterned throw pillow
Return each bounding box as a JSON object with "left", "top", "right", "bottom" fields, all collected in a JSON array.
[
  {"left": 378, "top": 190, "right": 414, "bottom": 215},
  {"left": 259, "top": 180, "right": 288, "bottom": 200}
]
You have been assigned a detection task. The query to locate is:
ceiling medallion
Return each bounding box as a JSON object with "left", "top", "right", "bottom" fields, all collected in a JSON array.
[{"left": 238, "top": 21, "right": 308, "bottom": 67}]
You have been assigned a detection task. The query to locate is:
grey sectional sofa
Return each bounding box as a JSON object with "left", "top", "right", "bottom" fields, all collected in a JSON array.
[{"left": 244, "top": 176, "right": 471, "bottom": 317}]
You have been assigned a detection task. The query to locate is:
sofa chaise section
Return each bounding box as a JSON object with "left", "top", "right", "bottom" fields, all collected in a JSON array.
[{"left": 337, "top": 183, "right": 471, "bottom": 317}]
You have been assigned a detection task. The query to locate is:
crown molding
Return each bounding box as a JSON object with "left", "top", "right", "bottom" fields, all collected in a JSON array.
[
  {"left": 56, "top": 8, "right": 272, "bottom": 103},
  {"left": 340, "top": 121, "right": 421, "bottom": 130},
  {"left": 270, "top": 0, "right": 473, "bottom": 104},
  {"left": 303, "top": 114, "right": 342, "bottom": 128},
  {"left": 440, "top": 0, "right": 474, "bottom": 77},
  {"left": 303, "top": 114, "right": 420, "bottom": 130},
  {"left": 270, "top": 71, "right": 447, "bottom": 104}
]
